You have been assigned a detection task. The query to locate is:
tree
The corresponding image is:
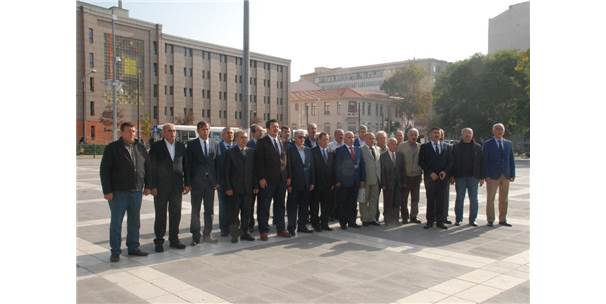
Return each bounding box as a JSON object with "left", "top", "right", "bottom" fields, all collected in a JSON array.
[
  {"left": 381, "top": 64, "right": 433, "bottom": 125},
  {"left": 432, "top": 50, "right": 529, "bottom": 151}
]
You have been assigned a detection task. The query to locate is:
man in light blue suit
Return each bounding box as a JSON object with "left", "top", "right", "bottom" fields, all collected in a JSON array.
[
  {"left": 483, "top": 123, "right": 516, "bottom": 227},
  {"left": 335, "top": 131, "right": 366, "bottom": 229}
]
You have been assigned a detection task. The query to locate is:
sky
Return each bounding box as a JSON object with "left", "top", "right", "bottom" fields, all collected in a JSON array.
[{"left": 84, "top": 0, "right": 523, "bottom": 80}]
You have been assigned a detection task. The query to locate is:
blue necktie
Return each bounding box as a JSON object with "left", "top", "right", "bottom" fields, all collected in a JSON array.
[{"left": 203, "top": 140, "right": 208, "bottom": 158}]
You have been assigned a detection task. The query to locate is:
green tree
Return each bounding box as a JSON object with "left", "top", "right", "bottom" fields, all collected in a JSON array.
[
  {"left": 432, "top": 50, "right": 529, "bottom": 151},
  {"left": 381, "top": 64, "right": 433, "bottom": 125}
]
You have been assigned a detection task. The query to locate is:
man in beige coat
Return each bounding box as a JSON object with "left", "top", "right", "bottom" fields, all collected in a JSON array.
[
  {"left": 360, "top": 132, "right": 381, "bottom": 226},
  {"left": 397, "top": 128, "right": 423, "bottom": 224}
]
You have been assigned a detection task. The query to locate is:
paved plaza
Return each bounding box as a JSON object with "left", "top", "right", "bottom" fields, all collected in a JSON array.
[{"left": 77, "top": 157, "right": 530, "bottom": 304}]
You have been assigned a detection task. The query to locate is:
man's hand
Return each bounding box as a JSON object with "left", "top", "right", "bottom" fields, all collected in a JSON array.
[
  {"left": 151, "top": 188, "right": 158, "bottom": 197},
  {"left": 309, "top": 184, "right": 315, "bottom": 191},
  {"left": 259, "top": 178, "right": 268, "bottom": 189},
  {"left": 182, "top": 186, "right": 190, "bottom": 195},
  {"left": 449, "top": 177, "right": 455, "bottom": 185},
  {"left": 286, "top": 178, "right": 291, "bottom": 187},
  {"left": 430, "top": 172, "right": 439, "bottom": 181},
  {"left": 480, "top": 179, "right": 485, "bottom": 187},
  {"left": 143, "top": 188, "right": 151, "bottom": 196},
  {"left": 226, "top": 189, "right": 234, "bottom": 197},
  {"left": 439, "top": 171, "right": 447, "bottom": 180},
  {"left": 104, "top": 193, "right": 113, "bottom": 201},
  {"left": 335, "top": 182, "right": 341, "bottom": 188}
]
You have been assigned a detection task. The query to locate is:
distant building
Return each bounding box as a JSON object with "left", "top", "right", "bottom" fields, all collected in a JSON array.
[
  {"left": 288, "top": 88, "right": 400, "bottom": 134},
  {"left": 77, "top": 1, "right": 290, "bottom": 144},
  {"left": 299, "top": 58, "right": 450, "bottom": 93},
  {"left": 488, "top": 1, "right": 530, "bottom": 54}
]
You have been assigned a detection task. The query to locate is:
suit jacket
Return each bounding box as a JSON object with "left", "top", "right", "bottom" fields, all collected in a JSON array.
[
  {"left": 380, "top": 151, "right": 405, "bottom": 191},
  {"left": 361, "top": 145, "right": 381, "bottom": 186},
  {"left": 255, "top": 135, "right": 288, "bottom": 185},
  {"left": 287, "top": 145, "right": 315, "bottom": 191},
  {"left": 100, "top": 138, "right": 151, "bottom": 195},
  {"left": 149, "top": 140, "right": 186, "bottom": 193},
  {"left": 418, "top": 141, "right": 453, "bottom": 178},
  {"left": 185, "top": 137, "right": 218, "bottom": 190},
  {"left": 311, "top": 146, "right": 335, "bottom": 192},
  {"left": 215, "top": 140, "right": 233, "bottom": 187},
  {"left": 451, "top": 140, "right": 484, "bottom": 179},
  {"left": 335, "top": 144, "right": 366, "bottom": 188},
  {"left": 482, "top": 137, "right": 515, "bottom": 179},
  {"left": 223, "top": 146, "right": 256, "bottom": 195},
  {"left": 246, "top": 139, "right": 257, "bottom": 148},
  {"left": 304, "top": 136, "right": 318, "bottom": 149}
]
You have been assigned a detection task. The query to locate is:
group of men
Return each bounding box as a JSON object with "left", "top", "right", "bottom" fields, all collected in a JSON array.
[{"left": 99, "top": 120, "right": 516, "bottom": 263}]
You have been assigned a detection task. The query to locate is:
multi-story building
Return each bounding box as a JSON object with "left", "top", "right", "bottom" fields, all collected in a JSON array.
[
  {"left": 488, "top": 1, "right": 530, "bottom": 54},
  {"left": 299, "top": 58, "right": 449, "bottom": 92},
  {"left": 288, "top": 88, "right": 399, "bottom": 134},
  {"left": 77, "top": 1, "right": 290, "bottom": 144}
]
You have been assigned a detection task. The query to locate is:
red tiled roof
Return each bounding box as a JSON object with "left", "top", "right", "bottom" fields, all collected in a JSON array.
[{"left": 289, "top": 87, "right": 390, "bottom": 101}]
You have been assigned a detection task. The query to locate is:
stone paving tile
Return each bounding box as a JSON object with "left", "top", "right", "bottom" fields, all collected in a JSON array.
[
  {"left": 481, "top": 280, "right": 530, "bottom": 304},
  {"left": 77, "top": 277, "right": 148, "bottom": 304}
]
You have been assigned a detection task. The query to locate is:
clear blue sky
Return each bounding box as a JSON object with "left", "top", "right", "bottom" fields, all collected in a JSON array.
[{"left": 85, "top": 0, "right": 522, "bottom": 80}]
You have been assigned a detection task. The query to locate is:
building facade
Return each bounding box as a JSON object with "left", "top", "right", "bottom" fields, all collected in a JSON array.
[
  {"left": 488, "top": 1, "right": 530, "bottom": 54},
  {"left": 289, "top": 88, "right": 399, "bottom": 134},
  {"left": 77, "top": 1, "right": 290, "bottom": 144},
  {"left": 299, "top": 58, "right": 449, "bottom": 92}
]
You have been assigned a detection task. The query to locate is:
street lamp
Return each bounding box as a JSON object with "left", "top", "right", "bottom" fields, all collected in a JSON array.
[{"left": 81, "top": 68, "right": 96, "bottom": 144}]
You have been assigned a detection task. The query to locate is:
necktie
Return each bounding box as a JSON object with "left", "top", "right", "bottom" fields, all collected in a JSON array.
[
  {"left": 370, "top": 147, "right": 376, "bottom": 160},
  {"left": 203, "top": 140, "right": 208, "bottom": 158},
  {"left": 241, "top": 148, "right": 246, "bottom": 156},
  {"left": 349, "top": 146, "right": 356, "bottom": 161},
  {"left": 392, "top": 152, "right": 396, "bottom": 167},
  {"left": 273, "top": 138, "right": 281, "bottom": 155},
  {"left": 322, "top": 149, "right": 328, "bottom": 163},
  {"left": 498, "top": 140, "right": 504, "bottom": 159},
  {"left": 434, "top": 143, "right": 440, "bottom": 155}
]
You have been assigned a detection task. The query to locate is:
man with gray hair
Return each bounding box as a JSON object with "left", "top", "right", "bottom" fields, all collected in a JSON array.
[
  {"left": 483, "top": 123, "right": 515, "bottom": 227},
  {"left": 397, "top": 128, "right": 423, "bottom": 224},
  {"left": 354, "top": 125, "right": 368, "bottom": 147},
  {"left": 360, "top": 132, "right": 381, "bottom": 226},
  {"left": 328, "top": 129, "right": 345, "bottom": 152},
  {"left": 376, "top": 131, "right": 388, "bottom": 153},
  {"left": 305, "top": 123, "right": 318, "bottom": 148},
  {"left": 395, "top": 130, "right": 405, "bottom": 145},
  {"left": 450, "top": 128, "right": 483, "bottom": 226}
]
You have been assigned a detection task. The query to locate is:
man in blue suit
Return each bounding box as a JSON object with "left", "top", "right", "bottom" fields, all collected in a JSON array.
[
  {"left": 335, "top": 131, "right": 366, "bottom": 229},
  {"left": 483, "top": 123, "right": 516, "bottom": 227},
  {"left": 286, "top": 130, "right": 315, "bottom": 236}
]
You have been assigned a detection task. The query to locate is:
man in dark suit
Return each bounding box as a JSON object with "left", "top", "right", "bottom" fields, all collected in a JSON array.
[
  {"left": 418, "top": 127, "right": 453, "bottom": 229},
  {"left": 311, "top": 132, "right": 335, "bottom": 231},
  {"left": 354, "top": 125, "right": 367, "bottom": 147},
  {"left": 216, "top": 127, "right": 235, "bottom": 237},
  {"left": 334, "top": 131, "right": 366, "bottom": 229},
  {"left": 100, "top": 122, "right": 151, "bottom": 262},
  {"left": 286, "top": 130, "right": 315, "bottom": 236},
  {"left": 247, "top": 124, "right": 264, "bottom": 232},
  {"left": 304, "top": 123, "right": 318, "bottom": 148},
  {"left": 223, "top": 131, "right": 257, "bottom": 243},
  {"left": 149, "top": 123, "right": 187, "bottom": 252},
  {"left": 281, "top": 126, "right": 294, "bottom": 148},
  {"left": 440, "top": 128, "right": 453, "bottom": 224},
  {"left": 380, "top": 138, "right": 405, "bottom": 225},
  {"left": 185, "top": 121, "right": 219, "bottom": 245},
  {"left": 483, "top": 123, "right": 516, "bottom": 227},
  {"left": 255, "top": 119, "right": 290, "bottom": 240}
]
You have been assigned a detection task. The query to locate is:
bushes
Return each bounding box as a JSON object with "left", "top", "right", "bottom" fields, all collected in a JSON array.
[{"left": 77, "top": 144, "right": 106, "bottom": 155}]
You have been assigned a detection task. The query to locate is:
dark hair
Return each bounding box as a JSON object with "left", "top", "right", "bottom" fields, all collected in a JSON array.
[
  {"left": 318, "top": 132, "right": 328, "bottom": 140},
  {"left": 281, "top": 126, "right": 290, "bottom": 131},
  {"left": 430, "top": 127, "right": 441, "bottom": 132},
  {"left": 197, "top": 121, "right": 209, "bottom": 129},
  {"left": 250, "top": 124, "right": 259, "bottom": 133},
  {"left": 266, "top": 119, "right": 279, "bottom": 129},
  {"left": 120, "top": 122, "right": 134, "bottom": 131}
]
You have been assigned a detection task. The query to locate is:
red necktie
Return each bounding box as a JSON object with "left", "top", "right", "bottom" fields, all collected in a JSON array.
[{"left": 349, "top": 146, "right": 356, "bottom": 161}]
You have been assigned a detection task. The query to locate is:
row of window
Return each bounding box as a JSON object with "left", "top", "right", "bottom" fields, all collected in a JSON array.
[{"left": 294, "top": 102, "right": 384, "bottom": 116}]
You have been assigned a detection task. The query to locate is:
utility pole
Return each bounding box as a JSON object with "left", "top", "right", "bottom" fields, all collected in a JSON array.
[
  {"left": 137, "top": 70, "right": 141, "bottom": 138},
  {"left": 111, "top": 13, "right": 118, "bottom": 141},
  {"left": 242, "top": 0, "right": 250, "bottom": 130}
]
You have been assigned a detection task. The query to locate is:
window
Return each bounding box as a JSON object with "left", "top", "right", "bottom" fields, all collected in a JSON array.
[
  {"left": 170, "top": 65, "right": 174, "bottom": 75},
  {"left": 164, "top": 64, "right": 167, "bottom": 74},
  {"left": 170, "top": 45, "right": 174, "bottom": 53},
  {"left": 153, "top": 63, "right": 158, "bottom": 76},
  {"left": 254, "top": 95, "right": 257, "bottom": 103},
  {"left": 219, "top": 110, "right": 222, "bottom": 118},
  {"left": 224, "top": 110, "right": 227, "bottom": 118},
  {"left": 380, "top": 104, "right": 383, "bottom": 116},
  {"left": 324, "top": 102, "right": 330, "bottom": 115},
  {"left": 153, "top": 106, "right": 158, "bottom": 119},
  {"left": 89, "top": 77, "right": 94, "bottom": 92},
  {"left": 88, "top": 28, "right": 94, "bottom": 44},
  {"left": 164, "top": 85, "right": 167, "bottom": 95},
  {"left": 207, "top": 71, "right": 210, "bottom": 79},
  {"left": 170, "top": 86, "right": 174, "bottom": 95},
  {"left": 219, "top": 72, "right": 222, "bottom": 80},
  {"left": 219, "top": 91, "right": 222, "bottom": 100},
  {"left": 206, "top": 109, "right": 210, "bottom": 117},
  {"left": 375, "top": 103, "right": 378, "bottom": 116},
  {"left": 367, "top": 103, "right": 371, "bottom": 116},
  {"left": 88, "top": 53, "right": 94, "bottom": 68},
  {"left": 90, "top": 101, "right": 94, "bottom": 116},
  {"left": 90, "top": 126, "right": 95, "bottom": 139},
  {"left": 224, "top": 92, "right": 227, "bottom": 100},
  {"left": 239, "top": 75, "right": 242, "bottom": 83},
  {"left": 207, "top": 89, "right": 210, "bottom": 99},
  {"left": 202, "top": 69, "right": 205, "bottom": 79},
  {"left": 165, "top": 43, "right": 169, "bottom": 52},
  {"left": 170, "top": 106, "right": 174, "bottom": 116},
  {"left": 189, "top": 88, "right": 193, "bottom": 97},
  {"left": 189, "top": 68, "right": 193, "bottom": 77},
  {"left": 235, "top": 111, "right": 238, "bottom": 119},
  {"left": 235, "top": 75, "right": 238, "bottom": 83},
  {"left": 254, "top": 78, "right": 257, "bottom": 85},
  {"left": 184, "top": 88, "right": 187, "bottom": 97},
  {"left": 235, "top": 93, "right": 238, "bottom": 101},
  {"left": 184, "top": 67, "right": 187, "bottom": 76},
  {"left": 224, "top": 73, "right": 227, "bottom": 82},
  {"left": 337, "top": 102, "right": 342, "bottom": 114},
  {"left": 202, "top": 90, "right": 206, "bottom": 98},
  {"left": 239, "top": 93, "right": 242, "bottom": 102},
  {"left": 164, "top": 107, "right": 167, "bottom": 115},
  {"left": 154, "top": 84, "right": 158, "bottom": 97},
  {"left": 153, "top": 41, "right": 158, "bottom": 55}
]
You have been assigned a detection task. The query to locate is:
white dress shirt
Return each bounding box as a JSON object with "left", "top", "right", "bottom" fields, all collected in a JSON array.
[
  {"left": 327, "top": 140, "right": 343, "bottom": 152},
  {"left": 164, "top": 139, "right": 175, "bottom": 161},
  {"left": 269, "top": 134, "right": 282, "bottom": 155},
  {"left": 199, "top": 137, "right": 210, "bottom": 157}
]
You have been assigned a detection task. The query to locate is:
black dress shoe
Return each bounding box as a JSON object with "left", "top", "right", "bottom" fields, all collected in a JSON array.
[
  {"left": 312, "top": 225, "right": 322, "bottom": 232},
  {"left": 454, "top": 221, "right": 460, "bottom": 226},
  {"left": 241, "top": 234, "right": 255, "bottom": 241},
  {"left": 297, "top": 227, "right": 314, "bottom": 233},
  {"left": 499, "top": 222, "right": 513, "bottom": 227},
  {"left": 437, "top": 223, "right": 448, "bottom": 230},
  {"left": 128, "top": 249, "right": 148, "bottom": 257},
  {"left": 350, "top": 224, "right": 361, "bottom": 228},
  {"left": 401, "top": 219, "right": 409, "bottom": 225},
  {"left": 469, "top": 221, "right": 478, "bottom": 227},
  {"left": 487, "top": 222, "right": 494, "bottom": 227},
  {"left": 371, "top": 221, "right": 380, "bottom": 226},
  {"left": 110, "top": 253, "right": 120, "bottom": 262},
  {"left": 231, "top": 235, "right": 239, "bottom": 243},
  {"left": 154, "top": 244, "right": 164, "bottom": 253},
  {"left": 289, "top": 230, "right": 296, "bottom": 237},
  {"left": 169, "top": 242, "right": 186, "bottom": 250},
  {"left": 220, "top": 231, "right": 229, "bottom": 237},
  {"left": 191, "top": 240, "right": 199, "bottom": 246},
  {"left": 322, "top": 226, "right": 333, "bottom": 231},
  {"left": 423, "top": 223, "right": 432, "bottom": 229},
  {"left": 410, "top": 218, "right": 422, "bottom": 224},
  {"left": 362, "top": 222, "right": 370, "bottom": 227},
  {"left": 444, "top": 220, "right": 452, "bottom": 225},
  {"left": 340, "top": 224, "right": 348, "bottom": 230}
]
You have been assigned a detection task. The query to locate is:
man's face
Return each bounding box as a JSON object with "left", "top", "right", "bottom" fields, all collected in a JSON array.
[
  {"left": 395, "top": 131, "right": 404, "bottom": 144},
  {"left": 493, "top": 125, "right": 505, "bottom": 138},
  {"left": 281, "top": 128, "right": 290, "bottom": 140},
  {"left": 268, "top": 122, "right": 279, "bottom": 137},
  {"left": 121, "top": 126, "right": 137, "bottom": 143},
  {"left": 366, "top": 134, "right": 375, "bottom": 146},
  {"left": 163, "top": 125, "right": 177, "bottom": 143},
  {"left": 197, "top": 124, "right": 210, "bottom": 139},
  {"left": 462, "top": 129, "right": 473, "bottom": 142},
  {"left": 308, "top": 125, "right": 317, "bottom": 137},
  {"left": 319, "top": 134, "right": 329, "bottom": 148},
  {"left": 344, "top": 133, "right": 354, "bottom": 146},
  {"left": 359, "top": 129, "right": 366, "bottom": 138},
  {"left": 237, "top": 133, "right": 249, "bottom": 147},
  {"left": 223, "top": 129, "right": 234, "bottom": 143},
  {"left": 294, "top": 133, "right": 305, "bottom": 147},
  {"left": 377, "top": 134, "right": 386, "bottom": 147},
  {"left": 388, "top": 140, "right": 397, "bottom": 152},
  {"left": 335, "top": 130, "right": 344, "bottom": 142},
  {"left": 431, "top": 130, "right": 441, "bottom": 141},
  {"left": 407, "top": 131, "right": 418, "bottom": 143}
]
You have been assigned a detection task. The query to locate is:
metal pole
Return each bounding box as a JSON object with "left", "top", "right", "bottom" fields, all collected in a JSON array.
[
  {"left": 137, "top": 70, "right": 141, "bottom": 139},
  {"left": 112, "top": 13, "right": 118, "bottom": 141},
  {"left": 305, "top": 104, "right": 309, "bottom": 127},
  {"left": 358, "top": 101, "right": 361, "bottom": 129},
  {"left": 242, "top": 0, "right": 250, "bottom": 129}
]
